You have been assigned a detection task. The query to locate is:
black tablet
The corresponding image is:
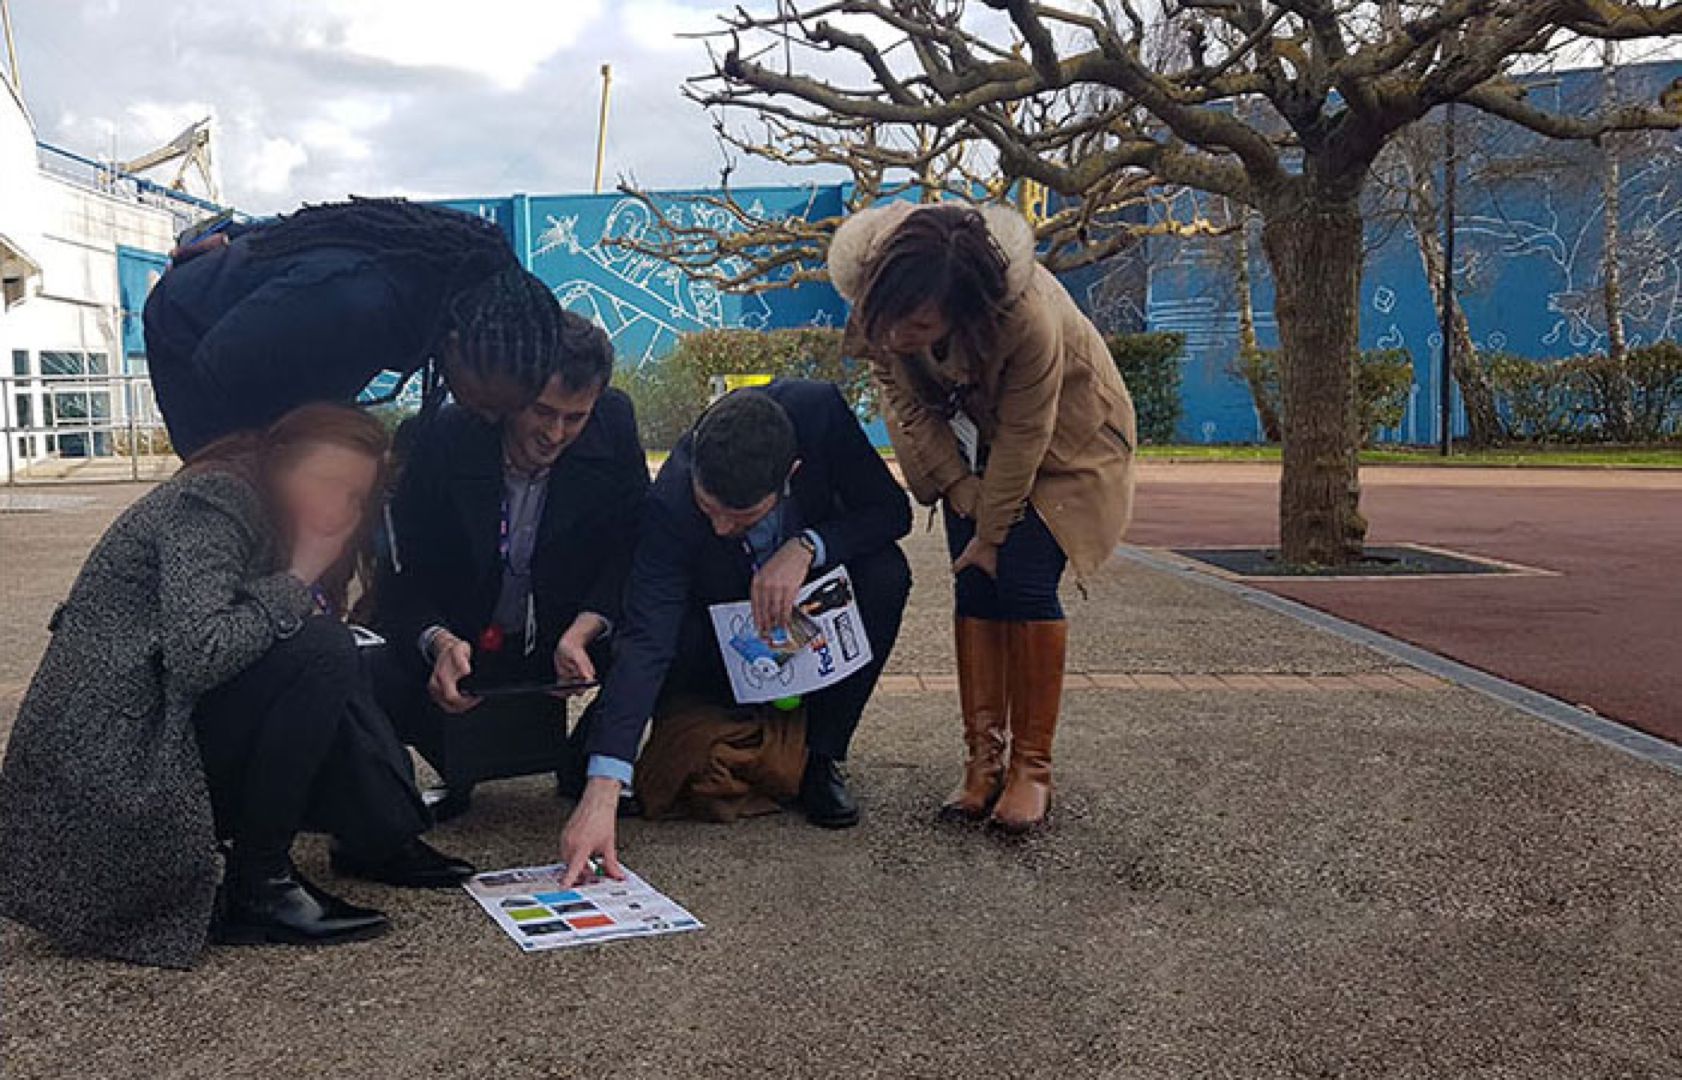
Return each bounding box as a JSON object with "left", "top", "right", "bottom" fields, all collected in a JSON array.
[{"left": 459, "top": 676, "right": 599, "bottom": 699}]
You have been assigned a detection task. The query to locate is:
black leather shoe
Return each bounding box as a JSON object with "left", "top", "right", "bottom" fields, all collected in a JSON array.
[
  {"left": 330, "top": 837, "right": 476, "bottom": 889},
  {"left": 799, "top": 755, "right": 860, "bottom": 829},
  {"left": 213, "top": 867, "right": 389, "bottom": 947},
  {"left": 422, "top": 784, "right": 473, "bottom": 824}
]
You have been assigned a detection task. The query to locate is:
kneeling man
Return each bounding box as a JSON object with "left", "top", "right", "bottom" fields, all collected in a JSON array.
[
  {"left": 560, "top": 382, "right": 912, "bottom": 882},
  {"left": 376, "top": 311, "right": 648, "bottom": 814}
]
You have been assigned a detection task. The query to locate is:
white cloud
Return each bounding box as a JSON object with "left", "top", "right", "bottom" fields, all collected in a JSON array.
[
  {"left": 245, "top": 136, "right": 308, "bottom": 195},
  {"left": 12, "top": 0, "right": 987, "bottom": 211},
  {"left": 305, "top": 0, "right": 608, "bottom": 90},
  {"left": 619, "top": 0, "right": 720, "bottom": 53}
]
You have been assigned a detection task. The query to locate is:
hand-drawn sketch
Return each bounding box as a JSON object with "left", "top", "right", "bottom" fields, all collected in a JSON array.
[
  {"left": 1457, "top": 148, "right": 1682, "bottom": 355},
  {"left": 532, "top": 195, "right": 803, "bottom": 367}
]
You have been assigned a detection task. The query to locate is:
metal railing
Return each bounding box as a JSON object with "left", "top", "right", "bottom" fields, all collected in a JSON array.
[{"left": 1, "top": 372, "right": 178, "bottom": 485}]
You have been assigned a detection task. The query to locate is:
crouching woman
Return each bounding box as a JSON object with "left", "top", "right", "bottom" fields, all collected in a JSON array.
[{"left": 0, "top": 404, "right": 470, "bottom": 968}]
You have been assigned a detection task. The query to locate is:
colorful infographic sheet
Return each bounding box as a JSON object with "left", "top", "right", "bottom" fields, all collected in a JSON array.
[{"left": 464, "top": 863, "right": 703, "bottom": 952}]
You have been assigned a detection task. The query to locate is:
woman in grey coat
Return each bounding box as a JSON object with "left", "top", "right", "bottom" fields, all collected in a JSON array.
[{"left": 0, "top": 404, "right": 469, "bottom": 968}]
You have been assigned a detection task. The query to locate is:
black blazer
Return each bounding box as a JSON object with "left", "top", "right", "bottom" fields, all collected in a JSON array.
[
  {"left": 375, "top": 389, "right": 649, "bottom": 670},
  {"left": 587, "top": 379, "right": 912, "bottom": 765}
]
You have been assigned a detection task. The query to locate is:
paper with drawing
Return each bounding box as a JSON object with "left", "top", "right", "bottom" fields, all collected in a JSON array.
[{"left": 707, "top": 565, "right": 874, "bottom": 705}]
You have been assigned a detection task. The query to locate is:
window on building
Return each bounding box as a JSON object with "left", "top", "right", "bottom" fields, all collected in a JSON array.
[
  {"left": 10, "top": 349, "right": 28, "bottom": 377},
  {"left": 25, "top": 353, "right": 116, "bottom": 459},
  {"left": 40, "top": 351, "right": 83, "bottom": 377}
]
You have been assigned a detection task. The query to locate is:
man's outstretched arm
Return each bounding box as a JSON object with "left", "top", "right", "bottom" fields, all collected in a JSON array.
[{"left": 557, "top": 490, "right": 692, "bottom": 887}]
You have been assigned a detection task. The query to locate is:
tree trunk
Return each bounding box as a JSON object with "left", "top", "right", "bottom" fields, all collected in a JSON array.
[
  {"left": 1601, "top": 41, "right": 1636, "bottom": 441},
  {"left": 1261, "top": 196, "right": 1367, "bottom": 566},
  {"left": 1396, "top": 125, "right": 1503, "bottom": 446},
  {"left": 1228, "top": 201, "right": 1281, "bottom": 442},
  {"left": 1408, "top": 192, "right": 1503, "bottom": 446}
]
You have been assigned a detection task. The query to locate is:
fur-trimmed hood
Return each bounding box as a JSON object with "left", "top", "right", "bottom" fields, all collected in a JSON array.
[{"left": 826, "top": 202, "right": 1039, "bottom": 306}]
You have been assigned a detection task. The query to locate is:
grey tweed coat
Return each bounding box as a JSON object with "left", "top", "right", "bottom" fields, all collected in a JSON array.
[{"left": 0, "top": 468, "right": 313, "bottom": 968}]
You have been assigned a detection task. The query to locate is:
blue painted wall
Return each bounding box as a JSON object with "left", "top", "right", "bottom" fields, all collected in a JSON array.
[
  {"left": 1146, "top": 60, "right": 1682, "bottom": 443},
  {"left": 439, "top": 186, "right": 849, "bottom": 369}
]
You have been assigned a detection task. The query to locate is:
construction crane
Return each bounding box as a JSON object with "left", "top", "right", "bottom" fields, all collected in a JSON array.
[{"left": 119, "top": 117, "right": 220, "bottom": 204}]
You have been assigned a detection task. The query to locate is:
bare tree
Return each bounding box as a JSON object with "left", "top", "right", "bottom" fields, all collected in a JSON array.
[
  {"left": 1597, "top": 39, "right": 1642, "bottom": 440},
  {"left": 1373, "top": 116, "right": 1506, "bottom": 446},
  {"left": 636, "top": 0, "right": 1681, "bottom": 564}
]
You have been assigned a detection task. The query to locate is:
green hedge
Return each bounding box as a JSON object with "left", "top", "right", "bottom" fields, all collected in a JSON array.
[
  {"left": 1485, "top": 353, "right": 1584, "bottom": 442},
  {"left": 627, "top": 327, "right": 1193, "bottom": 450},
  {"left": 618, "top": 327, "right": 866, "bottom": 449},
  {"left": 1233, "top": 348, "right": 1414, "bottom": 446},
  {"left": 1104, "top": 332, "right": 1184, "bottom": 444},
  {"left": 1487, "top": 343, "right": 1682, "bottom": 443}
]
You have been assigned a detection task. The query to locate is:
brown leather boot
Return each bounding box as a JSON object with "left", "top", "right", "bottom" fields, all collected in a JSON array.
[
  {"left": 939, "top": 617, "right": 1010, "bottom": 821},
  {"left": 989, "top": 619, "right": 1069, "bottom": 834}
]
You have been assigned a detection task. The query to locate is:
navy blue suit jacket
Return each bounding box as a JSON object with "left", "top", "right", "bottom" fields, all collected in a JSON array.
[{"left": 586, "top": 380, "right": 911, "bottom": 766}]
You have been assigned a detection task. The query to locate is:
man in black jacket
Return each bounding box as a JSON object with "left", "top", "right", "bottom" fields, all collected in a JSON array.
[
  {"left": 558, "top": 382, "right": 912, "bottom": 883},
  {"left": 374, "top": 311, "right": 648, "bottom": 817}
]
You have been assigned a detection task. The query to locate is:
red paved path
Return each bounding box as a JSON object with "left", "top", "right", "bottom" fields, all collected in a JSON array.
[{"left": 1128, "top": 463, "right": 1682, "bottom": 741}]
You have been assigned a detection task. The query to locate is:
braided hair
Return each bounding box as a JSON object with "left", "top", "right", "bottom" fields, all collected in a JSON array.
[
  {"left": 247, "top": 197, "right": 561, "bottom": 413},
  {"left": 246, "top": 196, "right": 512, "bottom": 271},
  {"left": 436, "top": 264, "right": 569, "bottom": 405}
]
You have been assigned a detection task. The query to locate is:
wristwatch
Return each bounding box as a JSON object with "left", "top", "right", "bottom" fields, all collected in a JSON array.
[{"left": 795, "top": 532, "right": 819, "bottom": 561}]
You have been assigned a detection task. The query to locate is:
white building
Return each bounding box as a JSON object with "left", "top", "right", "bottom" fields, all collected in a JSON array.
[{"left": 1, "top": 67, "right": 217, "bottom": 481}]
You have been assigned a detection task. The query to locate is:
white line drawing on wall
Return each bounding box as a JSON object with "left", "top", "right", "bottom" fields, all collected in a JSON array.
[
  {"left": 1456, "top": 148, "right": 1682, "bottom": 356},
  {"left": 533, "top": 193, "right": 829, "bottom": 367}
]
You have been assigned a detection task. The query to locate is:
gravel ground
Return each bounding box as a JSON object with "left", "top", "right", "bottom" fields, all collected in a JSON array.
[{"left": 4, "top": 483, "right": 1681, "bottom": 1079}]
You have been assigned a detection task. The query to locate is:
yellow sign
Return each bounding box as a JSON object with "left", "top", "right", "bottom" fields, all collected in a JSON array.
[{"left": 709, "top": 373, "right": 774, "bottom": 401}]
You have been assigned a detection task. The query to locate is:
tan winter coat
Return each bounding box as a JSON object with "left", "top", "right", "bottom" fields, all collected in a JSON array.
[{"left": 830, "top": 203, "right": 1137, "bottom": 579}]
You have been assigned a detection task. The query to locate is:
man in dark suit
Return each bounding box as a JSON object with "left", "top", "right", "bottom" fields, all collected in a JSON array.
[
  {"left": 373, "top": 311, "right": 648, "bottom": 819},
  {"left": 558, "top": 382, "right": 913, "bottom": 883}
]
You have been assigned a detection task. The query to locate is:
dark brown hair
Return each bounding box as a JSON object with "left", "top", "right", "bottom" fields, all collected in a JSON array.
[
  {"left": 691, "top": 389, "right": 797, "bottom": 509},
  {"left": 186, "top": 403, "right": 390, "bottom": 614},
  {"left": 860, "top": 205, "right": 1010, "bottom": 363}
]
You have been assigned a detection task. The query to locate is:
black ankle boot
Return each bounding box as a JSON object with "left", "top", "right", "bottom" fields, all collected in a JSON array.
[
  {"left": 331, "top": 837, "right": 475, "bottom": 889},
  {"left": 799, "top": 755, "right": 860, "bottom": 829},
  {"left": 214, "top": 864, "right": 389, "bottom": 947}
]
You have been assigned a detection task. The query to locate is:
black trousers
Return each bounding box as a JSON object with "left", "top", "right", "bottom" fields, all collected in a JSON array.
[
  {"left": 368, "top": 632, "right": 599, "bottom": 792},
  {"left": 193, "top": 617, "right": 430, "bottom": 876},
  {"left": 667, "top": 543, "right": 912, "bottom": 761}
]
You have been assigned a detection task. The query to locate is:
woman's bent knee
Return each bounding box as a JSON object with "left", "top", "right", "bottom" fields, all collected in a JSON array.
[{"left": 263, "top": 616, "right": 359, "bottom": 680}]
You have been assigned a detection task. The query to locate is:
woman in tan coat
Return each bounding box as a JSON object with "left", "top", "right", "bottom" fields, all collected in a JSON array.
[{"left": 830, "top": 203, "right": 1136, "bottom": 832}]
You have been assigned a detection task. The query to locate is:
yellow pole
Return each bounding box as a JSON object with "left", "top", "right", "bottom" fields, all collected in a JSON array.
[
  {"left": 1, "top": 0, "right": 22, "bottom": 96},
  {"left": 593, "top": 63, "right": 613, "bottom": 194}
]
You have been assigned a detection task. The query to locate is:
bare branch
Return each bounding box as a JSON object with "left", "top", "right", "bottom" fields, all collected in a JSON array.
[{"left": 617, "top": 0, "right": 1682, "bottom": 295}]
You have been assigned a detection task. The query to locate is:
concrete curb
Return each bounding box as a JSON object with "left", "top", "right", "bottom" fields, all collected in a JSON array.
[{"left": 1117, "top": 545, "right": 1682, "bottom": 777}]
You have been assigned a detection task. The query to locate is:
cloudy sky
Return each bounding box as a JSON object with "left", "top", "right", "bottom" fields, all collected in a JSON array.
[
  {"left": 9, "top": 0, "right": 792, "bottom": 213},
  {"left": 11, "top": 2, "right": 1671, "bottom": 216}
]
